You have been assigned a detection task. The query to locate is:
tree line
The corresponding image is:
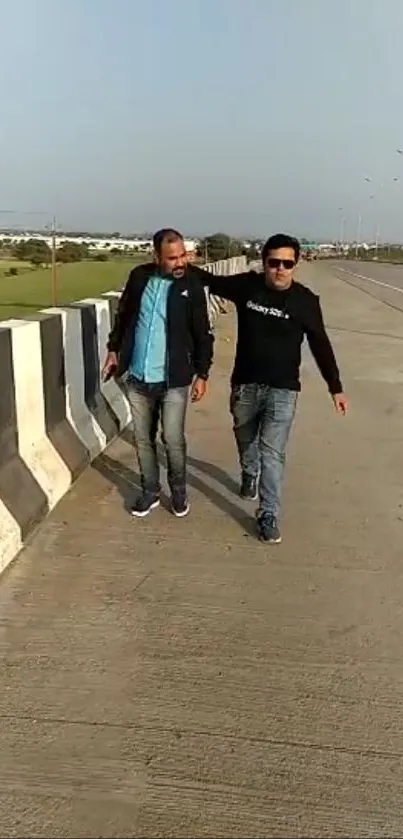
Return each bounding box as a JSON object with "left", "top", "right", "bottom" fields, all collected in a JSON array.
[
  {"left": 0, "top": 232, "right": 263, "bottom": 270},
  {"left": 3, "top": 238, "right": 109, "bottom": 266},
  {"left": 197, "top": 233, "right": 262, "bottom": 262}
]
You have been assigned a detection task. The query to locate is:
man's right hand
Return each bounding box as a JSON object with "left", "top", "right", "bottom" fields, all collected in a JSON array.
[
  {"left": 102, "top": 351, "right": 118, "bottom": 381},
  {"left": 191, "top": 377, "right": 207, "bottom": 403},
  {"left": 332, "top": 392, "right": 348, "bottom": 415}
]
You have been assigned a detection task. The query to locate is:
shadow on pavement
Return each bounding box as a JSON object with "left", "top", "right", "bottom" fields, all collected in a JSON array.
[
  {"left": 92, "top": 442, "right": 254, "bottom": 536},
  {"left": 91, "top": 451, "right": 143, "bottom": 514},
  {"left": 187, "top": 454, "right": 239, "bottom": 496}
]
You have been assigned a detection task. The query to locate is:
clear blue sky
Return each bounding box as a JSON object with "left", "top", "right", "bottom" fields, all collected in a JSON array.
[{"left": 2, "top": 0, "right": 403, "bottom": 241}]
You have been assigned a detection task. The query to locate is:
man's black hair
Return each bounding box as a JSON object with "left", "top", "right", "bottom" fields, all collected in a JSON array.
[
  {"left": 153, "top": 228, "right": 184, "bottom": 255},
  {"left": 261, "top": 233, "right": 300, "bottom": 264}
]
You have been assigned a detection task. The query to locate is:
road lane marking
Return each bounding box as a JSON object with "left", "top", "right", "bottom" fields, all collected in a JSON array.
[{"left": 336, "top": 266, "right": 403, "bottom": 294}]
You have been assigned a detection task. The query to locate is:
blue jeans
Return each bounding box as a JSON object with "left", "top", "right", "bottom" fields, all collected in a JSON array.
[
  {"left": 230, "top": 384, "right": 298, "bottom": 518},
  {"left": 126, "top": 379, "right": 188, "bottom": 495}
]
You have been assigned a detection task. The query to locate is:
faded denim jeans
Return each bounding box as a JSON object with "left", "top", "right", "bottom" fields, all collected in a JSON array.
[
  {"left": 126, "top": 378, "right": 188, "bottom": 495},
  {"left": 230, "top": 384, "right": 298, "bottom": 518}
]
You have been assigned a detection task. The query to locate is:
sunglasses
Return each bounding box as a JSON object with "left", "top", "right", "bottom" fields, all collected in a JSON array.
[{"left": 267, "top": 258, "right": 295, "bottom": 270}]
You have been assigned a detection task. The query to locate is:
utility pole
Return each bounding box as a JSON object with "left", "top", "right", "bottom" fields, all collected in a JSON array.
[
  {"left": 51, "top": 215, "right": 57, "bottom": 306},
  {"left": 0, "top": 209, "right": 58, "bottom": 303}
]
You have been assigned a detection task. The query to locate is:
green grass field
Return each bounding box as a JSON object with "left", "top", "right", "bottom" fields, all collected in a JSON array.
[
  {"left": 0, "top": 256, "right": 145, "bottom": 321},
  {"left": 0, "top": 260, "right": 33, "bottom": 277}
]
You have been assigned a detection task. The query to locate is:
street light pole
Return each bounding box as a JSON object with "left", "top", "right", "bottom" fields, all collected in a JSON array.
[
  {"left": 355, "top": 213, "right": 362, "bottom": 259},
  {"left": 364, "top": 177, "right": 381, "bottom": 255},
  {"left": 364, "top": 175, "right": 399, "bottom": 258},
  {"left": 338, "top": 208, "right": 345, "bottom": 253},
  {"left": 375, "top": 221, "right": 380, "bottom": 259}
]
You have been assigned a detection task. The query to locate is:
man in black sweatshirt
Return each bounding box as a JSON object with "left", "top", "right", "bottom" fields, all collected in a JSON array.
[{"left": 197, "top": 233, "right": 348, "bottom": 544}]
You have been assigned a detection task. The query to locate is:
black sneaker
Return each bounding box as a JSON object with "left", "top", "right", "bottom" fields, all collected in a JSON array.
[
  {"left": 257, "top": 513, "right": 282, "bottom": 544},
  {"left": 240, "top": 473, "right": 258, "bottom": 501},
  {"left": 130, "top": 492, "right": 160, "bottom": 518},
  {"left": 171, "top": 490, "right": 190, "bottom": 518}
]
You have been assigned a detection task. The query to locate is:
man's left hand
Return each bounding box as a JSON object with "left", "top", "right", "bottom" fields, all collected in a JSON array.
[
  {"left": 332, "top": 392, "right": 348, "bottom": 415},
  {"left": 191, "top": 378, "right": 207, "bottom": 403}
]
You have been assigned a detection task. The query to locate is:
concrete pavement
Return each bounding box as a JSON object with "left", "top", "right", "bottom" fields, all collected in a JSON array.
[{"left": 1, "top": 263, "right": 403, "bottom": 837}]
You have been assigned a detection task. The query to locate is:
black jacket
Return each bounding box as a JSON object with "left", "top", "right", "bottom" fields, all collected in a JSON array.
[
  {"left": 193, "top": 266, "right": 343, "bottom": 394},
  {"left": 107, "top": 263, "right": 214, "bottom": 386}
]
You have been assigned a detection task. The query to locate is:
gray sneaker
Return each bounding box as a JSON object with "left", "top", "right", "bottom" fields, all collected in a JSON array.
[
  {"left": 257, "top": 513, "right": 282, "bottom": 544},
  {"left": 131, "top": 492, "right": 160, "bottom": 518}
]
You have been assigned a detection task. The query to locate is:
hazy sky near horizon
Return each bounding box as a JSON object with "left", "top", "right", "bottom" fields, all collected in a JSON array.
[{"left": 3, "top": 0, "right": 403, "bottom": 240}]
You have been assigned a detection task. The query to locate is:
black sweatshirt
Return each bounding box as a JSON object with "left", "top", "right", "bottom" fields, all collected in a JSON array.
[{"left": 195, "top": 267, "right": 343, "bottom": 394}]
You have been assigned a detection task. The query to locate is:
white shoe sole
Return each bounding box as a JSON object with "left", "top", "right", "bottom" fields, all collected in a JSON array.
[
  {"left": 131, "top": 499, "right": 160, "bottom": 518},
  {"left": 172, "top": 503, "right": 190, "bottom": 518},
  {"left": 263, "top": 536, "right": 282, "bottom": 545}
]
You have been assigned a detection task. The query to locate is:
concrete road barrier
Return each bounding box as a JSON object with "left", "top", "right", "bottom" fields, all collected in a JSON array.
[
  {"left": 204, "top": 255, "right": 247, "bottom": 326},
  {"left": 0, "top": 256, "right": 246, "bottom": 574}
]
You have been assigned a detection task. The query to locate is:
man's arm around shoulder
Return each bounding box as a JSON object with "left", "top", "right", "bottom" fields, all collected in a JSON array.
[{"left": 189, "top": 263, "right": 251, "bottom": 303}]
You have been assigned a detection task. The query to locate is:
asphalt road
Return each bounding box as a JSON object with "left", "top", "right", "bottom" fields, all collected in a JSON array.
[{"left": 326, "top": 258, "right": 403, "bottom": 313}]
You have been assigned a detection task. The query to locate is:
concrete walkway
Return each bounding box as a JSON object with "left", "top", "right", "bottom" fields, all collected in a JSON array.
[{"left": 2, "top": 264, "right": 403, "bottom": 838}]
